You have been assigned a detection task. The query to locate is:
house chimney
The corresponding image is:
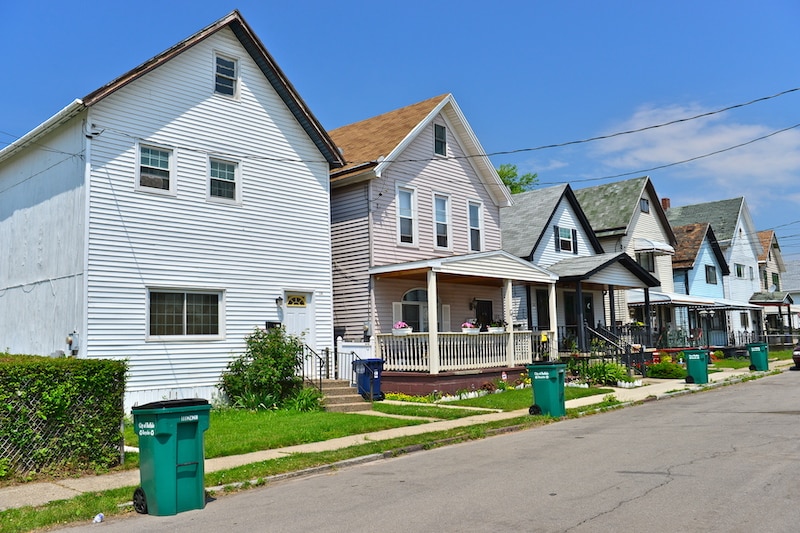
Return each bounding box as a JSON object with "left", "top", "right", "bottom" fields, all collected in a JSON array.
[{"left": 661, "top": 197, "right": 671, "bottom": 210}]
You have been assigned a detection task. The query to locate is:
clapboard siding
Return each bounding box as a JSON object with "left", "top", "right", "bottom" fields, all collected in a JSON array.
[
  {"left": 532, "top": 198, "right": 595, "bottom": 266},
  {"left": 371, "top": 116, "right": 502, "bottom": 266},
  {"left": 80, "top": 27, "right": 333, "bottom": 403},
  {"left": 331, "top": 183, "right": 371, "bottom": 339}
]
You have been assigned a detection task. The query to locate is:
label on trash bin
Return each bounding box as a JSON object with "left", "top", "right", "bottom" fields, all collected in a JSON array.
[
  {"left": 751, "top": 346, "right": 762, "bottom": 352},
  {"left": 137, "top": 421, "right": 155, "bottom": 437},
  {"left": 533, "top": 371, "right": 551, "bottom": 379},
  {"left": 688, "top": 354, "right": 701, "bottom": 360},
  {"left": 373, "top": 371, "right": 379, "bottom": 378},
  {"left": 181, "top": 414, "right": 199, "bottom": 422}
]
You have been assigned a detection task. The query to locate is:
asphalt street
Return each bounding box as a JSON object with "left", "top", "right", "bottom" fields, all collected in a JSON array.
[{"left": 61, "top": 370, "right": 800, "bottom": 532}]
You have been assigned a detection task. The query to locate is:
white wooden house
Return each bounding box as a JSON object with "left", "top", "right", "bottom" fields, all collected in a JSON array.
[
  {"left": 0, "top": 11, "right": 344, "bottom": 410},
  {"left": 328, "top": 94, "right": 557, "bottom": 395},
  {"left": 501, "top": 183, "right": 659, "bottom": 353}
]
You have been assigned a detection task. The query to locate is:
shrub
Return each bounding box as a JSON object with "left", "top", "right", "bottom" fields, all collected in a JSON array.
[
  {"left": 219, "top": 327, "right": 305, "bottom": 409},
  {"left": 582, "top": 361, "right": 629, "bottom": 386},
  {"left": 286, "top": 387, "right": 323, "bottom": 412},
  {"left": 647, "top": 360, "right": 687, "bottom": 379}
]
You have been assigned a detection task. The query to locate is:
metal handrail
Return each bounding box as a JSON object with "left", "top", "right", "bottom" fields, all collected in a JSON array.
[{"left": 301, "top": 344, "right": 328, "bottom": 392}]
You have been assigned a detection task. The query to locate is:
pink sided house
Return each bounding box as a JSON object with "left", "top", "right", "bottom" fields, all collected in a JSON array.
[{"left": 329, "top": 94, "right": 557, "bottom": 394}]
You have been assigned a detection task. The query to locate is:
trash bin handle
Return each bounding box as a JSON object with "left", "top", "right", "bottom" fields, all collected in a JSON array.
[{"left": 177, "top": 461, "right": 199, "bottom": 467}]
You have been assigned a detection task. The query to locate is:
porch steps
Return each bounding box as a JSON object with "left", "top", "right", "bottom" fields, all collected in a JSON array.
[{"left": 321, "top": 379, "right": 372, "bottom": 413}]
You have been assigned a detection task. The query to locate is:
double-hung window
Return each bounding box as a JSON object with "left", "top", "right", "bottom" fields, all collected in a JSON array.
[
  {"left": 398, "top": 187, "right": 416, "bottom": 244},
  {"left": 138, "top": 145, "right": 173, "bottom": 193},
  {"left": 735, "top": 263, "right": 745, "bottom": 278},
  {"left": 209, "top": 158, "right": 239, "bottom": 202},
  {"left": 554, "top": 226, "right": 578, "bottom": 254},
  {"left": 468, "top": 201, "right": 482, "bottom": 252},
  {"left": 434, "top": 124, "right": 446, "bottom": 156},
  {"left": 705, "top": 264, "right": 718, "bottom": 284},
  {"left": 148, "top": 290, "right": 222, "bottom": 338},
  {"left": 636, "top": 251, "right": 655, "bottom": 272},
  {"left": 434, "top": 194, "right": 450, "bottom": 248},
  {"left": 214, "top": 54, "right": 238, "bottom": 97}
]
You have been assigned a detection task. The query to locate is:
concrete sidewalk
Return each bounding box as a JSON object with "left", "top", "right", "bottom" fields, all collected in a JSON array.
[{"left": 1, "top": 361, "right": 792, "bottom": 512}]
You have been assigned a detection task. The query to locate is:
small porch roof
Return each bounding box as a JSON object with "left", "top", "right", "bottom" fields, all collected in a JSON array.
[
  {"left": 634, "top": 237, "right": 675, "bottom": 255},
  {"left": 549, "top": 252, "right": 660, "bottom": 287},
  {"left": 750, "top": 291, "right": 794, "bottom": 305},
  {"left": 369, "top": 250, "right": 558, "bottom": 285}
]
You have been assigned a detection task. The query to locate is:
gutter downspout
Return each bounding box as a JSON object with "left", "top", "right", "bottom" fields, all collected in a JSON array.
[{"left": 81, "top": 112, "right": 93, "bottom": 359}]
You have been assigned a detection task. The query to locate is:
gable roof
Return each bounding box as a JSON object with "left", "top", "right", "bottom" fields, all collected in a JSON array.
[
  {"left": 572, "top": 176, "right": 677, "bottom": 245},
  {"left": 757, "top": 229, "right": 786, "bottom": 271},
  {"left": 328, "top": 94, "right": 512, "bottom": 206},
  {"left": 0, "top": 10, "right": 344, "bottom": 168},
  {"left": 548, "top": 252, "right": 660, "bottom": 287},
  {"left": 665, "top": 197, "right": 745, "bottom": 244},
  {"left": 672, "top": 223, "right": 730, "bottom": 275},
  {"left": 500, "top": 183, "right": 603, "bottom": 259}
]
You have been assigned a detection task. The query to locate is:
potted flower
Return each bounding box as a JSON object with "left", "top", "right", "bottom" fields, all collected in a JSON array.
[
  {"left": 392, "top": 321, "right": 412, "bottom": 336},
  {"left": 461, "top": 321, "right": 479, "bottom": 334},
  {"left": 488, "top": 318, "right": 506, "bottom": 334}
]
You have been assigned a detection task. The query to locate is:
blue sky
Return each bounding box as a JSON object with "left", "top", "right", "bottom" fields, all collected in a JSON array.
[{"left": 4, "top": 1, "right": 800, "bottom": 259}]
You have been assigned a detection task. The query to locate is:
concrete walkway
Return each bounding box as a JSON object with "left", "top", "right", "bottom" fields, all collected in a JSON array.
[{"left": 1, "top": 360, "right": 792, "bottom": 512}]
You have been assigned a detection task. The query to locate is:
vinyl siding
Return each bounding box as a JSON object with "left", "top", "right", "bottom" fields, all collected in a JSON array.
[
  {"left": 371, "top": 115, "right": 502, "bottom": 266},
  {"left": 532, "top": 198, "right": 594, "bottom": 266},
  {"left": 83, "top": 28, "right": 333, "bottom": 404},
  {"left": 331, "top": 182, "right": 371, "bottom": 339},
  {"left": 725, "top": 222, "right": 760, "bottom": 301},
  {"left": 624, "top": 189, "right": 674, "bottom": 293},
  {"left": 0, "top": 116, "right": 87, "bottom": 355}
]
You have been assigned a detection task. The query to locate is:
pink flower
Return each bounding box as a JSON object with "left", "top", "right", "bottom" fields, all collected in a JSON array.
[{"left": 393, "top": 321, "right": 409, "bottom": 329}]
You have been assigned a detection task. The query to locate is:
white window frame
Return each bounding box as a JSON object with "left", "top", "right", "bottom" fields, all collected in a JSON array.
[
  {"left": 735, "top": 263, "right": 745, "bottom": 279},
  {"left": 434, "top": 123, "right": 447, "bottom": 156},
  {"left": 640, "top": 198, "right": 650, "bottom": 213},
  {"left": 468, "top": 200, "right": 483, "bottom": 252},
  {"left": 214, "top": 52, "right": 239, "bottom": 99},
  {"left": 146, "top": 288, "right": 225, "bottom": 341},
  {"left": 208, "top": 157, "right": 241, "bottom": 204},
  {"left": 136, "top": 142, "right": 176, "bottom": 195},
  {"left": 558, "top": 227, "right": 573, "bottom": 252},
  {"left": 397, "top": 185, "right": 417, "bottom": 246},
  {"left": 705, "top": 264, "right": 718, "bottom": 285},
  {"left": 433, "top": 193, "right": 451, "bottom": 250}
]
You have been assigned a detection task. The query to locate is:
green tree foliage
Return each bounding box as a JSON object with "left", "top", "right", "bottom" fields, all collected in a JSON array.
[
  {"left": 497, "top": 163, "right": 538, "bottom": 194},
  {"left": 219, "top": 327, "right": 305, "bottom": 409}
]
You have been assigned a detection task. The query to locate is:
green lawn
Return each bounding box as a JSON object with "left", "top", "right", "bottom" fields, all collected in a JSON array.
[
  {"left": 441, "top": 385, "right": 613, "bottom": 411},
  {"left": 125, "top": 409, "right": 426, "bottom": 458},
  {"left": 371, "top": 402, "right": 493, "bottom": 419}
]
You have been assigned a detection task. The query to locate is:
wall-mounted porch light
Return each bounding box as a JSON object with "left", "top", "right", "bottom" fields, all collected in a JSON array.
[{"left": 275, "top": 296, "right": 284, "bottom": 307}]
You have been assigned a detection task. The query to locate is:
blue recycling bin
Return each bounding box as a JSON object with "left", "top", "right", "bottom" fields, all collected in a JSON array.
[{"left": 353, "top": 358, "right": 384, "bottom": 400}]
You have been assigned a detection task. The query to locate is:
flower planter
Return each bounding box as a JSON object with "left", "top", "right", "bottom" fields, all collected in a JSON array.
[
  {"left": 487, "top": 327, "right": 505, "bottom": 334},
  {"left": 461, "top": 328, "right": 479, "bottom": 334},
  {"left": 392, "top": 328, "right": 412, "bottom": 336}
]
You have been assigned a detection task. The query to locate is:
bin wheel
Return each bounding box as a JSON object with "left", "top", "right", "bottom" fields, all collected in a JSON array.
[
  {"left": 685, "top": 375, "right": 695, "bottom": 384},
  {"left": 748, "top": 364, "right": 756, "bottom": 371},
  {"left": 529, "top": 404, "right": 542, "bottom": 415},
  {"left": 133, "top": 487, "right": 148, "bottom": 514}
]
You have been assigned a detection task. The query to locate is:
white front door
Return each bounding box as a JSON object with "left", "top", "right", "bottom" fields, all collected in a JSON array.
[{"left": 282, "top": 292, "right": 315, "bottom": 347}]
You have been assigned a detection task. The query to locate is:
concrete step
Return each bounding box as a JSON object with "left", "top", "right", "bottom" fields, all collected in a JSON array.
[
  {"left": 325, "top": 401, "right": 373, "bottom": 413},
  {"left": 319, "top": 379, "right": 370, "bottom": 412}
]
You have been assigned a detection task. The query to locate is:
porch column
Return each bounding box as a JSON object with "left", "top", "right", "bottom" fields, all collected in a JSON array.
[
  {"left": 608, "top": 285, "right": 616, "bottom": 331},
  {"left": 644, "top": 288, "right": 653, "bottom": 347},
  {"left": 548, "top": 282, "right": 557, "bottom": 360},
  {"left": 504, "top": 278, "right": 514, "bottom": 367},
  {"left": 576, "top": 282, "right": 586, "bottom": 352},
  {"left": 427, "top": 269, "right": 440, "bottom": 374}
]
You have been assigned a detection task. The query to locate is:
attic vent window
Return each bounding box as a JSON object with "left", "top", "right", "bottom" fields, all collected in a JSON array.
[
  {"left": 434, "top": 124, "right": 446, "bottom": 156},
  {"left": 640, "top": 198, "right": 650, "bottom": 213},
  {"left": 215, "top": 55, "right": 237, "bottom": 96}
]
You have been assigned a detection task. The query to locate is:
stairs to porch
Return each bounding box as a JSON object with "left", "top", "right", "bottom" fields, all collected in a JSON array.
[{"left": 321, "top": 379, "right": 372, "bottom": 413}]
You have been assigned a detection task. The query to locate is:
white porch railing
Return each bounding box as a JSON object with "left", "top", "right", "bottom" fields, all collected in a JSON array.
[{"left": 376, "top": 330, "right": 551, "bottom": 373}]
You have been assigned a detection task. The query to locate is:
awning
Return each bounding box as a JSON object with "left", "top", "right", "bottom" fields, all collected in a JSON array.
[
  {"left": 712, "top": 297, "right": 763, "bottom": 311},
  {"left": 634, "top": 237, "right": 675, "bottom": 255},
  {"left": 627, "top": 289, "right": 715, "bottom": 307}
]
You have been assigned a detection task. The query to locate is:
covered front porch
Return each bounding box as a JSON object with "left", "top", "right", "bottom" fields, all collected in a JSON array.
[{"left": 367, "top": 251, "right": 558, "bottom": 392}]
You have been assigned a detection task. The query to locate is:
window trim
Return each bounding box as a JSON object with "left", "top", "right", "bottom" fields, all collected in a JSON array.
[
  {"left": 735, "top": 263, "right": 745, "bottom": 279},
  {"left": 554, "top": 225, "right": 577, "bottom": 254},
  {"left": 636, "top": 251, "right": 655, "bottom": 273},
  {"left": 213, "top": 52, "right": 239, "bottom": 99},
  {"left": 433, "top": 193, "right": 451, "bottom": 250},
  {"left": 640, "top": 198, "right": 650, "bottom": 213},
  {"left": 434, "top": 123, "right": 447, "bottom": 156},
  {"left": 468, "top": 200, "right": 483, "bottom": 252},
  {"left": 207, "top": 157, "right": 242, "bottom": 204},
  {"left": 136, "top": 142, "right": 176, "bottom": 195},
  {"left": 146, "top": 288, "right": 225, "bottom": 341},
  {"left": 397, "top": 185, "right": 417, "bottom": 246}
]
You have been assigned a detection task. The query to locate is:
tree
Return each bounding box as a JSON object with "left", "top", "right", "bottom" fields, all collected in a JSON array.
[{"left": 497, "top": 164, "right": 538, "bottom": 194}]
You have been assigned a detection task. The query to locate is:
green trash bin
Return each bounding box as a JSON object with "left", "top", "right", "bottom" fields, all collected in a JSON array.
[
  {"left": 746, "top": 342, "right": 769, "bottom": 371},
  {"left": 132, "top": 398, "right": 211, "bottom": 516},
  {"left": 526, "top": 362, "right": 566, "bottom": 417},
  {"left": 684, "top": 349, "right": 708, "bottom": 384}
]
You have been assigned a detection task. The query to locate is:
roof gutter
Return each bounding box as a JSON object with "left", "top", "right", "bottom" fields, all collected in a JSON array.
[{"left": 0, "top": 99, "right": 85, "bottom": 164}]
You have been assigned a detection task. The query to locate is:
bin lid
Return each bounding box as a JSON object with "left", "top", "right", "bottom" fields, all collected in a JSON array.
[{"left": 132, "top": 398, "right": 209, "bottom": 411}]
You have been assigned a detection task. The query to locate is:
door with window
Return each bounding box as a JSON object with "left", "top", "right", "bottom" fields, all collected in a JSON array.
[{"left": 282, "top": 292, "right": 315, "bottom": 348}]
